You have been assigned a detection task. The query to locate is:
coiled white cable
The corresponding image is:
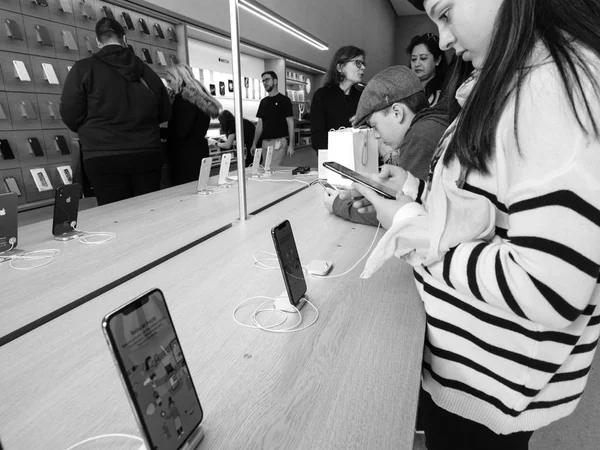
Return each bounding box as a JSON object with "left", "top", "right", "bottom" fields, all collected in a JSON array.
[
  {"left": 1, "top": 243, "right": 62, "bottom": 270},
  {"left": 64, "top": 433, "right": 143, "bottom": 450},
  {"left": 233, "top": 295, "right": 319, "bottom": 333},
  {"left": 73, "top": 228, "right": 117, "bottom": 245}
]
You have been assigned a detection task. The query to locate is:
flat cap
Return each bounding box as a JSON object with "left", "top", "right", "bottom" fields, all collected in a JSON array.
[
  {"left": 353, "top": 65, "right": 424, "bottom": 127},
  {"left": 407, "top": 0, "right": 425, "bottom": 11}
]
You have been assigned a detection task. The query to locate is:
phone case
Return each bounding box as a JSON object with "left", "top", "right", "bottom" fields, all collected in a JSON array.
[
  {"left": 0, "top": 103, "right": 6, "bottom": 121},
  {"left": 28, "top": 138, "right": 44, "bottom": 156},
  {"left": 5, "top": 19, "right": 24, "bottom": 41},
  {"left": 0, "top": 192, "right": 18, "bottom": 252},
  {"left": 102, "top": 6, "right": 115, "bottom": 19},
  {"left": 35, "top": 25, "right": 53, "bottom": 47},
  {"left": 196, "top": 157, "right": 212, "bottom": 192},
  {"left": 217, "top": 153, "right": 231, "bottom": 185},
  {"left": 62, "top": 30, "right": 78, "bottom": 50},
  {"left": 34, "top": 0, "right": 48, "bottom": 6},
  {"left": 122, "top": 12, "right": 135, "bottom": 31},
  {"left": 153, "top": 23, "right": 164, "bottom": 39},
  {"left": 167, "top": 27, "right": 178, "bottom": 42},
  {"left": 138, "top": 18, "right": 150, "bottom": 35},
  {"left": 219, "top": 81, "right": 225, "bottom": 96},
  {"left": 42, "top": 63, "right": 60, "bottom": 85},
  {"left": 54, "top": 135, "right": 70, "bottom": 155},
  {"left": 57, "top": 165, "right": 73, "bottom": 184},
  {"left": 4, "top": 177, "right": 22, "bottom": 196},
  {"left": 156, "top": 51, "right": 167, "bottom": 66},
  {"left": 141, "top": 48, "right": 153, "bottom": 64},
  {"left": 0, "top": 140, "right": 15, "bottom": 160},
  {"left": 30, "top": 168, "right": 52, "bottom": 191},
  {"left": 169, "top": 54, "right": 179, "bottom": 65},
  {"left": 271, "top": 220, "right": 307, "bottom": 307},
  {"left": 209, "top": 84, "right": 216, "bottom": 96},
  {"left": 82, "top": 2, "right": 96, "bottom": 20},
  {"left": 13, "top": 60, "right": 31, "bottom": 82},
  {"left": 20, "top": 100, "right": 36, "bottom": 119},
  {"left": 228, "top": 79, "right": 234, "bottom": 93},
  {"left": 59, "top": 0, "right": 73, "bottom": 13},
  {"left": 53, "top": 183, "right": 81, "bottom": 235}
]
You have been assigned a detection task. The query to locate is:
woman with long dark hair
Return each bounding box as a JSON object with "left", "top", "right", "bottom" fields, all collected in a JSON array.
[
  {"left": 166, "top": 64, "right": 221, "bottom": 186},
  {"left": 344, "top": 0, "right": 600, "bottom": 448},
  {"left": 407, "top": 33, "right": 447, "bottom": 106},
  {"left": 310, "top": 45, "right": 365, "bottom": 151}
]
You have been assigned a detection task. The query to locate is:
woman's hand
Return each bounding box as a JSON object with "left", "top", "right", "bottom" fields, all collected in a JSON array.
[
  {"left": 323, "top": 187, "right": 338, "bottom": 213},
  {"left": 353, "top": 184, "right": 413, "bottom": 229}
]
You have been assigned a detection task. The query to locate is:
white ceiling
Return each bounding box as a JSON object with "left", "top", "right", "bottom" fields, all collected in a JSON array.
[{"left": 389, "top": 0, "right": 424, "bottom": 16}]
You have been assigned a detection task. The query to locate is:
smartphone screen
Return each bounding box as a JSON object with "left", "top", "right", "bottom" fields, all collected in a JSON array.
[
  {"left": 167, "top": 27, "right": 178, "bottom": 42},
  {"left": 0, "top": 192, "right": 18, "bottom": 252},
  {"left": 122, "top": 12, "right": 135, "bottom": 31},
  {"left": 36, "top": 25, "right": 53, "bottom": 46},
  {"left": 52, "top": 183, "right": 81, "bottom": 236},
  {"left": 103, "top": 289, "right": 203, "bottom": 450},
  {"left": 322, "top": 161, "right": 397, "bottom": 200},
  {"left": 271, "top": 220, "right": 307, "bottom": 306},
  {"left": 0, "top": 140, "right": 15, "bottom": 160}
]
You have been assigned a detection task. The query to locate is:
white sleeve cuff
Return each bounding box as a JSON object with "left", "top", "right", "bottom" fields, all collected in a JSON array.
[{"left": 402, "top": 173, "right": 421, "bottom": 200}]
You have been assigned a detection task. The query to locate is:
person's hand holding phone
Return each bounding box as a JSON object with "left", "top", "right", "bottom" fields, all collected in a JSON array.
[{"left": 352, "top": 184, "right": 413, "bottom": 229}]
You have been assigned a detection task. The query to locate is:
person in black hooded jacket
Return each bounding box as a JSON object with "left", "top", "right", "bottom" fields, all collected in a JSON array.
[{"left": 60, "top": 18, "right": 171, "bottom": 206}]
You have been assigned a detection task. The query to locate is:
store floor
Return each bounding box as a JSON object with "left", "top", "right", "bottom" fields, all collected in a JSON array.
[{"left": 412, "top": 352, "right": 600, "bottom": 449}]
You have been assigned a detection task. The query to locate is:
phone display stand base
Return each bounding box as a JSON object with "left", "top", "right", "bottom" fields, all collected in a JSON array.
[
  {"left": 197, "top": 186, "right": 213, "bottom": 196},
  {"left": 53, "top": 231, "right": 84, "bottom": 241},
  {"left": 218, "top": 182, "right": 234, "bottom": 189},
  {"left": 273, "top": 291, "right": 307, "bottom": 313},
  {"left": 138, "top": 425, "right": 205, "bottom": 450},
  {"left": 262, "top": 170, "right": 273, "bottom": 177}
]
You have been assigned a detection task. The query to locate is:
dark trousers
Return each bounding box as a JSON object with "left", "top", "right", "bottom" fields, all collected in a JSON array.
[
  {"left": 83, "top": 152, "right": 163, "bottom": 206},
  {"left": 419, "top": 388, "right": 534, "bottom": 450}
]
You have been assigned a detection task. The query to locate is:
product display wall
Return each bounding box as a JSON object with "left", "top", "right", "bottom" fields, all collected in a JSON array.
[{"left": 0, "top": 0, "right": 181, "bottom": 210}]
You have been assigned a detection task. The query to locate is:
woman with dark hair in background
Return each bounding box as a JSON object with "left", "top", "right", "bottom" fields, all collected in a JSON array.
[
  {"left": 165, "top": 64, "right": 221, "bottom": 186},
  {"left": 407, "top": 33, "right": 447, "bottom": 106},
  {"left": 310, "top": 45, "right": 365, "bottom": 151},
  {"left": 215, "top": 110, "right": 256, "bottom": 167}
]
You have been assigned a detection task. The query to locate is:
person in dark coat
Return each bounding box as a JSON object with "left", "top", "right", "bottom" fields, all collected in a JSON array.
[
  {"left": 310, "top": 45, "right": 365, "bottom": 152},
  {"left": 215, "top": 110, "right": 256, "bottom": 167},
  {"left": 165, "top": 64, "right": 222, "bottom": 186},
  {"left": 60, "top": 18, "right": 171, "bottom": 206}
]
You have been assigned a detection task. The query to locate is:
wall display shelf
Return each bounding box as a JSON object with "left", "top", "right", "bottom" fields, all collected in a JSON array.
[{"left": 0, "top": 0, "right": 187, "bottom": 210}]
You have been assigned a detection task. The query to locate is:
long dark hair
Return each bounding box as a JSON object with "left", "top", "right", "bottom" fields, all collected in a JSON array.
[
  {"left": 445, "top": 0, "right": 600, "bottom": 174},
  {"left": 324, "top": 45, "right": 365, "bottom": 87},
  {"left": 218, "top": 109, "right": 235, "bottom": 135},
  {"left": 406, "top": 34, "right": 447, "bottom": 101}
]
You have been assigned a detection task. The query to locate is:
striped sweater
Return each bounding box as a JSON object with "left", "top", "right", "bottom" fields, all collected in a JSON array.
[{"left": 400, "top": 45, "right": 600, "bottom": 434}]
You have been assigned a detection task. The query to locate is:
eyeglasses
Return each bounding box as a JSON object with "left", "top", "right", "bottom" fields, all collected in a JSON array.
[
  {"left": 261, "top": 78, "right": 272, "bottom": 84},
  {"left": 347, "top": 59, "right": 366, "bottom": 69}
]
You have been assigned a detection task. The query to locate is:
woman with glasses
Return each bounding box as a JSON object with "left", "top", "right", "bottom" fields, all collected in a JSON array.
[
  {"left": 310, "top": 45, "right": 365, "bottom": 152},
  {"left": 407, "top": 33, "right": 447, "bottom": 106}
]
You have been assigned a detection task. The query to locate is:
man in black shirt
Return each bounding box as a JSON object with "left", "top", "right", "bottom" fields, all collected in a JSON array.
[{"left": 250, "top": 71, "right": 294, "bottom": 167}]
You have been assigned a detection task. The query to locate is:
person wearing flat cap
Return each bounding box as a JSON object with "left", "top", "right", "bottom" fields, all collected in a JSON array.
[{"left": 324, "top": 65, "right": 448, "bottom": 226}]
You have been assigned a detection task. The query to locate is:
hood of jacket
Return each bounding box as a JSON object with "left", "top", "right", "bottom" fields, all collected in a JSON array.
[{"left": 93, "top": 45, "right": 144, "bottom": 82}]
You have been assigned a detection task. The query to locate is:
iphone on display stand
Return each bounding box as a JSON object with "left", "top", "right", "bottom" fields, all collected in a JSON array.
[
  {"left": 263, "top": 146, "right": 274, "bottom": 175},
  {"left": 217, "top": 153, "right": 232, "bottom": 187},
  {"left": 102, "top": 289, "right": 205, "bottom": 450},
  {"left": 250, "top": 148, "right": 262, "bottom": 177},
  {"left": 196, "top": 157, "right": 212, "bottom": 195},
  {"left": 0, "top": 192, "right": 18, "bottom": 255},
  {"left": 52, "top": 183, "right": 82, "bottom": 240},
  {"left": 271, "top": 220, "right": 307, "bottom": 312}
]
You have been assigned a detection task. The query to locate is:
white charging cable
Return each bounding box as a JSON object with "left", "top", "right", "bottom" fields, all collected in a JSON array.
[
  {"left": 64, "top": 433, "right": 143, "bottom": 450},
  {"left": 1, "top": 243, "right": 62, "bottom": 271},
  {"left": 252, "top": 223, "right": 381, "bottom": 278},
  {"left": 233, "top": 296, "right": 319, "bottom": 333},
  {"left": 247, "top": 178, "right": 311, "bottom": 187},
  {"left": 73, "top": 228, "right": 117, "bottom": 245}
]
